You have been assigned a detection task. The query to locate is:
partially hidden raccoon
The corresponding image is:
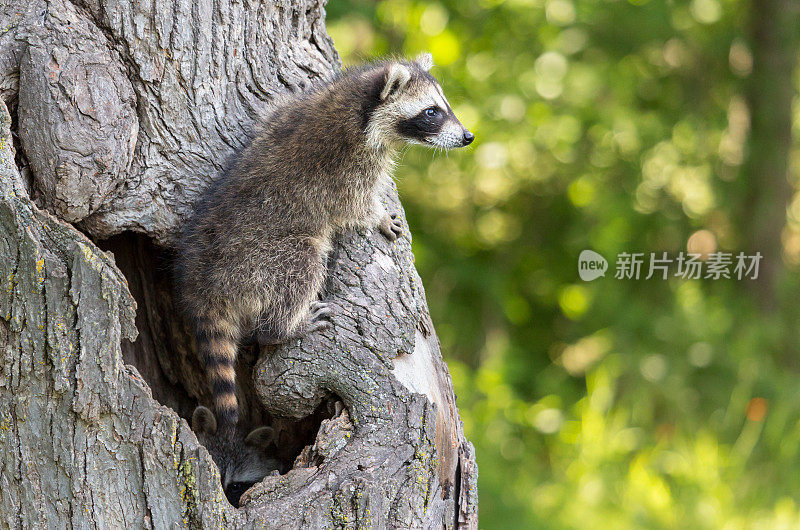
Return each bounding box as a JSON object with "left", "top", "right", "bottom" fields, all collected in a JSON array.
[
  {"left": 191, "top": 406, "right": 281, "bottom": 507},
  {"left": 176, "top": 53, "right": 473, "bottom": 426}
]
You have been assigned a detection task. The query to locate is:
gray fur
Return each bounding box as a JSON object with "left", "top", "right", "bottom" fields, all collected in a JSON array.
[
  {"left": 175, "top": 56, "right": 473, "bottom": 426},
  {"left": 191, "top": 406, "right": 280, "bottom": 507}
]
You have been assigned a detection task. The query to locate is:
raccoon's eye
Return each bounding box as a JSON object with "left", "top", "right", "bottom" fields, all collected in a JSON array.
[
  {"left": 424, "top": 107, "right": 438, "bottom": 118},
  {"left": 224, "top": 480, "right": 257, "bottom": 507}
]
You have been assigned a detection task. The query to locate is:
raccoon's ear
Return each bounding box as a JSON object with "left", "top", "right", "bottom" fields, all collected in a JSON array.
[
  {"left": 192, "top": 406, "right": 217, "bottom": 436},
  {"left": 380, "top": 63, "right": 411, "bottom": 100},
  {"left": 415, "top": 52, "right": 433, "bottom": 72},
  {"left": 245, "top": 426, "right": 275, "bottom": 449}
]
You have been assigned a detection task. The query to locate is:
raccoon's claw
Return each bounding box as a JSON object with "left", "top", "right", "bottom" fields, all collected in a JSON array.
[
  {"left": 379, "top": 213, "right": 403, "bottom": 241},
  {"left": 306, "top": 301, "right": 332, "bottom": 332},
  {"left": 309, "top": 301, "right": 332, "bottom": 320},
  {"left": 255, "top": 302, "right": 333, "bottom": 344}
]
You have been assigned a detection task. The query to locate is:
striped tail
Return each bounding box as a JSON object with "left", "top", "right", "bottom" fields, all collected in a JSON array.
[{"left": 195, "top": 319, "right": 240, "bottom": 425}]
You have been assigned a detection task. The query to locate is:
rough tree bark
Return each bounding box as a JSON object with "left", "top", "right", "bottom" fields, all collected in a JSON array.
[{"left": 0, "top": 0, "right": 478, "bottom": 528}]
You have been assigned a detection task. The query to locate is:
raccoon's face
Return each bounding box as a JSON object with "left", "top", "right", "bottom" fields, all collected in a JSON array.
[
  {"left": 367, "top": 53, "right": 474, "bottom": 150},
  {"left": 192, "top": 406, "right": 281, "bottom": 507}
]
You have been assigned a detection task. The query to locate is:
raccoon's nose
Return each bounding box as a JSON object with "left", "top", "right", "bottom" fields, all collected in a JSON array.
[{"left": 462, "top": 131, "right": 475, "bottom": 145}]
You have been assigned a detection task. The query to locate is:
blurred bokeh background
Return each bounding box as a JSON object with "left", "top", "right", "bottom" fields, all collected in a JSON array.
[{"left": 327, "top": 0, "right": 799, "bottom": 527}]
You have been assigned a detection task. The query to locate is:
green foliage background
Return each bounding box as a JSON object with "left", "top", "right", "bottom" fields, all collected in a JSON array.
[{"left": 326, "top": 0, "right": 800, "bottom": 527}]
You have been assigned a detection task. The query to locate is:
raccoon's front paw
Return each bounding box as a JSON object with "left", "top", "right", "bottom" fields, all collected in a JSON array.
[
  {"left": 379, "top": 213, "right": 403, "bottom": 241},
  {"left": 256, "top": 302, "right": 333, "bottom": 345},
  {"left": 306, "top": 300, "right": 333, "bottom": 332}
]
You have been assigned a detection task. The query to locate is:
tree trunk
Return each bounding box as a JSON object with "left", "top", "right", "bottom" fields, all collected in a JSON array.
[
  {"left": 0, "top": 0, "right": 478, "bottom": 527},
  {"left": 740, "top": 0, "right": 799, "bottom": 309}
]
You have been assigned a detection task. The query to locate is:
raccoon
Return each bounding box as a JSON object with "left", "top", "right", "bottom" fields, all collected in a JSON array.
[
  {"left": 175, "top": 53, "right": 473, "bottom": 425},
  {"left": 191, "top": 406, "right": 281, "bottom": 507}
]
